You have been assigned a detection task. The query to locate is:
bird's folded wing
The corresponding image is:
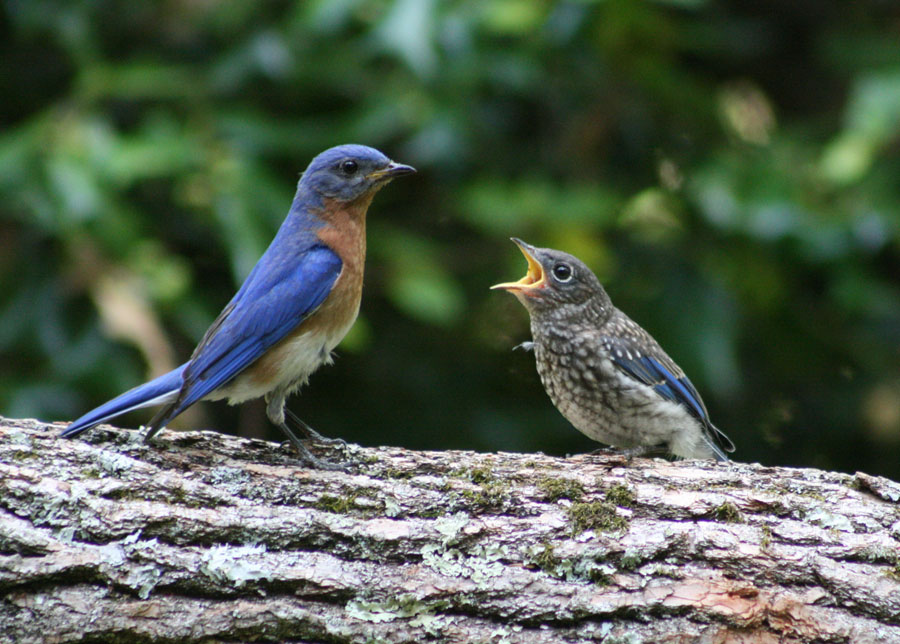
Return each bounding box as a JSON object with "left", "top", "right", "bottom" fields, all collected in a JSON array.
[
  {"left": 603, "top": 335, "right": 735, "bottom": 453},
  {"left": 174, "top": 244, "right": 343, "bottom": 411},
  {"left": 603, "top": 336, "right": 708, "bottom": 424}
]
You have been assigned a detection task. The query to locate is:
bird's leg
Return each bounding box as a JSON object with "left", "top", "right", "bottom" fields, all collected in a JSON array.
[
  {"left": 285, "top": 409, "right": 346, "bottom": 447},
  {"left": 276, "top": 422, "right": 350, "bottom": 471},
  {"left": 267, "top": 393, "right": 349, "bottom": 471},
  {"left": 513, "top": 341, "right": 535, "bottom": 352},
  {"left": 620, "top": 445, "right": 653, "bottom": 461}
]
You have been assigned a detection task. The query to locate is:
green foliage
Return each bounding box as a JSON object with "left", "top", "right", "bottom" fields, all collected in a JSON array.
[{"left": 1, "top": 1, "right": 899, "bottom": 478}]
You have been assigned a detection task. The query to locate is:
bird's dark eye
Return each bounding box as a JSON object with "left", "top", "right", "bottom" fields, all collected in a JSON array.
[
  {"left": 552, "top": 263, "right": 573, "bottom": 282},
  {"left": 340, "top": 160, "right": 358, "bottom": 175}
]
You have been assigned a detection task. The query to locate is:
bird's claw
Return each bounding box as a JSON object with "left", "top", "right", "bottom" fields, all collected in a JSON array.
[
  {"left": 285, "top": 409, "right": 345, "bottom": 446},
  {"left": 277, "top": 420, "right": 352, "bottom": 471},
  {"left": 295, "top": 449, "right": 353, "bottom": 472}
]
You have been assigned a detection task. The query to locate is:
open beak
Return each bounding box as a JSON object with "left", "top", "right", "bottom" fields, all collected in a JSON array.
[
  {"left": 490, "top": 238, "right": 545, "bottom": 293},
  {"left": 367, "top": 160, "right": 417, "bottom": 182}
]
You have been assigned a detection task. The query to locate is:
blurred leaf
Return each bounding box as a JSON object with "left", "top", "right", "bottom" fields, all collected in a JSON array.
[
  {"left": 339, "top": 315, "right": 374, "bottom": 352},
  {"left": 78, "top": 62, "right": 201, "bottom": 101},
  {"left": 372, "top": 226, "right": 465, "bottom": 327},
  {"left": 479, "top": 0, "right": 547, "bottom": 35},
  {"left": 820, "top": 134, "right": 874, "bottom": 185},
  {"left": 376, "top": 0, "right": 438, "bottom": 77},
  {"left": 461, "top": 179, "right": 620, "bottom": 235},
  {"left": 619, "top": 187, "right": 683, "bottom": 242},
  {"left": 387, "top": 270, "right": 465, "bottom": 327}
]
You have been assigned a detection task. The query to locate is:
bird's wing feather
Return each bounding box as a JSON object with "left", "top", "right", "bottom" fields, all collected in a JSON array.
[
  {"left": 61, "top": 363, "right": 188, "bottom": 437},
  {"left": 603, "top": 335, "right": 735, "bottom": 454},
  {"left": 166, "top": 244, "right": 343, "bottom": 415},
  {"left": 604, "top": 335, "right": 706, "bottom": 422}
]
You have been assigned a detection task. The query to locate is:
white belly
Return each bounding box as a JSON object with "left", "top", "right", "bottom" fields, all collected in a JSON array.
[{"left": 208, "top": 305, "right": 359, "bottom": 405}]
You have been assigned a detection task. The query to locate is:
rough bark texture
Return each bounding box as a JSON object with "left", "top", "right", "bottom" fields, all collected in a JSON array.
[{"left": 1, "top": 417, "right": 899, "bottom": 643}]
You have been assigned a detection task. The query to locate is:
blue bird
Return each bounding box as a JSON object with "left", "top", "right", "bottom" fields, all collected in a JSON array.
[
  {"left": 492, "top": 239, "right": 735, "bottom": 461},
  {"left": 63, "top": 144, "right": 415, "bottom": 469}
]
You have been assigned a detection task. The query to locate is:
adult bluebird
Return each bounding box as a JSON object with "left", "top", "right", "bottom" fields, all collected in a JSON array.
[
  {"left": 63, "top": 144, "right": 415, "bottom": 469},
  {"left": 492, "top": 239, "right": 734, "bottom": 461}
]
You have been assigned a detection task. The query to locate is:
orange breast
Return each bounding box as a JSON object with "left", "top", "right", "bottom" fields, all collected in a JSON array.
[{"left": 233, "top": 195, "right": 370, "bottom": 396}]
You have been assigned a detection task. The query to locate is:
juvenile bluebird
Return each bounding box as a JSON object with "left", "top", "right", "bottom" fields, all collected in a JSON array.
[
  {"left": 492, "top": 239, "right": 734, "bottom": 461},
  {"left": 62, "top": 144, "right": 415, "bottom": 469}
]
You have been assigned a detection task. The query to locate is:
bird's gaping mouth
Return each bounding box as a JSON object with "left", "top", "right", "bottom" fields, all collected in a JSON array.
[
  {"left": 367, "top": 160, "right": 417, "bottom": 182},
  {"left": 490, "top": 238, "right": 545, "bottom": 293}
]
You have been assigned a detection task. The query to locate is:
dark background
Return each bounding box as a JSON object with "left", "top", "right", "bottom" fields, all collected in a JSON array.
[{"left": 2, "top": 1, "right": 899, "bottom": 478}]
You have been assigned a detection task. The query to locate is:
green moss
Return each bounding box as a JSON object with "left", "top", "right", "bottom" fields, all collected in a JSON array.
[
  {"left": 461, "top": 482, "right": 507, "bottom": 511},
  {"left": 532, "top": 541, "right": 558, "bottom": 572},
  {"left": 604, "top": 483, "right": 635, "bottom": 508},
  {"left": 103, "top": 487, "right": 141, "bottom": 501},
  {"left": 455, "top": 465, "right": 508, "bottom": 511},
  {"left": 316, "top": 493, "right": 359, "bottom": 514},
  {"left": 587, "top": 568, "right": 612, "bottom": 585},
  {"left": 619, "top": 549, "right": 642, "bottom": 571},
  {"left": 383, "top": 468, "right": 415, "bottom": 480},
  {"left": 714, "top": 502, "right": 744, "bottom": 523},
  {"left": 81, "top": 467, "right": 102, "bottom": 479},
  {"left": 568, "top": 501, "right": 628, "bottom": 533},
  {"left": 537, "top": 476, "right": 585, "bottom": 502},
  {"left": 886, "top": 559, "right": 900, "bottom": 581},
  {"left": 760, "top": 524, "right": 772, "bottom": 550},
  {"left": 467, "top": 465, "right": 495, "bottom": 485}
]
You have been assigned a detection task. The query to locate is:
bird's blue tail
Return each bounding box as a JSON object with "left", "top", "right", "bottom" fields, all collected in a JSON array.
[{"left": 61, "top": 363, "right": 188, "bottom": 438}]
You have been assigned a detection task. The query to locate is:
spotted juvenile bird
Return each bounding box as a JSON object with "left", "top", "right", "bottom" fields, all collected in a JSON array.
[
  {"left": 62, "top": 144, "right": 415, "bottom": 469},
  {"left": 492, "top": 239, "right": 734, "bottom": 461}
]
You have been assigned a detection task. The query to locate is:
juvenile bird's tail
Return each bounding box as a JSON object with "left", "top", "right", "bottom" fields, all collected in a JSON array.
[
  {"left": 703, "top": 422, "right": 736, "bottom": 462},
  {"left": 61, "top": 363, "right": 188, "bottom": 438}
]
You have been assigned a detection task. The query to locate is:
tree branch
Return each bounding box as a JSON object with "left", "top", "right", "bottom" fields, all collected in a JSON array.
[{"left": 1, "top": 417, "right": 899, "bottom": 643}]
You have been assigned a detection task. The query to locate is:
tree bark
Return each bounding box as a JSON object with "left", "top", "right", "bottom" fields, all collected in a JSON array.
[{"left": 1, "top": 417, "right": 899, "bottom": 643}]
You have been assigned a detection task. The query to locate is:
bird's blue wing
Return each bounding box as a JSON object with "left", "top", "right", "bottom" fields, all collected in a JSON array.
[
  {"left": 606, "top": 338, "right": 707, "bottom": 424},
  {"left": 168, "top": 244, "right": 343, "bottom": 415},
  {"left": 606, "top": 335, "right": 735, "bottom": 456}
]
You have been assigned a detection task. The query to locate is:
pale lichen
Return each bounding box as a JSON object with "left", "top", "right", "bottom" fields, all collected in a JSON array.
[{"left": 200, "top": 543, "right": 271, "bottom": 588}]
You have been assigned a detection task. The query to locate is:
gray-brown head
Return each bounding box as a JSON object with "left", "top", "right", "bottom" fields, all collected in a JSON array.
[{"left": 491, "top": 238, "right": 613, "bottom": 325}]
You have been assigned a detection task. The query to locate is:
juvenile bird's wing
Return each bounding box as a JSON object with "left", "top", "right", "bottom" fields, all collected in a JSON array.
[
  {"left": 601, "top": 333, "right": 735, "bottom": 456},
  {"left": 149, "top": 243, "right": 343, "bottom": 429}
]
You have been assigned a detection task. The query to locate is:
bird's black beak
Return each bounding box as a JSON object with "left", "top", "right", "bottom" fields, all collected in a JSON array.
[{"left": 367, "top": 160, "right": 416, "bottom": 182}]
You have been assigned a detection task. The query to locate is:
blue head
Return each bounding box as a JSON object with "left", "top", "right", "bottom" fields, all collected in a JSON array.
[{"left": 299, "top": 144, "right": 415, "bottom": 202}]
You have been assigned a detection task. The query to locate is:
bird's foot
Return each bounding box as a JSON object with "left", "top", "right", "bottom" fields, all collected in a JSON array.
[
  {"left": 292, "top": 444, "right": 353, "bottom": 472},
  {"left": 620, "top": 446, "right": 652, "bottom": 462},
  {"left": 278, "top": 422, "right": 352, "bottom": 472},
  {"left": 513, "top": 341, "right": 534, "bottom": 352},
  {"left": 285, "top": 409, "right": 347, "bottom": 447}
]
